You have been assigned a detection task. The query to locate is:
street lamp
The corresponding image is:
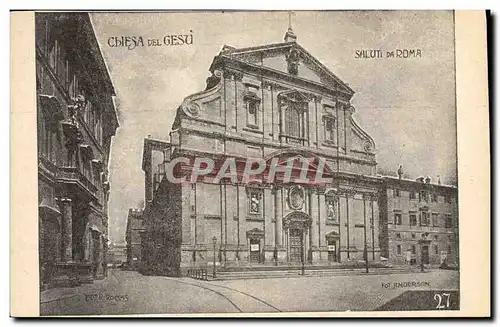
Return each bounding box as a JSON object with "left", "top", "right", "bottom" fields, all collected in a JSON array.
[{"left": 212, "top": 236, "right": 217, "bottom": 279}]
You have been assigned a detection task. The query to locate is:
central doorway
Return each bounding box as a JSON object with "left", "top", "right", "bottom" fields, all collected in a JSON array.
[
  {"left": 422, "top": 245, "right": 430, "bottom": 265},
  {"left": 289, "top": 229, "right": 303, "bottom": 262}
]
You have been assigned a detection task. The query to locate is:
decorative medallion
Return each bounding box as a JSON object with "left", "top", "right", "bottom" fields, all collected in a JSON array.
[
  {"left": 363, "top": 140, "right": 373, "bottom": 152},
  {"left": 183, "top": 102, "right": 200, "bottom": 118},
  {"left": 288, "top": 185, "right": 305, "bottom": 210}
]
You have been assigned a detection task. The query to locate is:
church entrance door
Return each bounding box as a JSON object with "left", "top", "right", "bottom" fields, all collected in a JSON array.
[{"left": 289, "top": 229, "right": 303, "bottom": 263}]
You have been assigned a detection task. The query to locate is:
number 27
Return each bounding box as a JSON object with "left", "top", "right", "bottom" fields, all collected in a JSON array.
[{"left": 434, "top": 293, "right": 451, "bottom": 309}]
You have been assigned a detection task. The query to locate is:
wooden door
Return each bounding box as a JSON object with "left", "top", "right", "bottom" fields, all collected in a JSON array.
[{"left": 289, "top": 229, "right": 303, "bottom": 262}]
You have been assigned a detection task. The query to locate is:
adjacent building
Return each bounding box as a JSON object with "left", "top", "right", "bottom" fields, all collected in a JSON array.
[
  {"left": 140, "top": 29, "right": 384, "bottom": 276},
  {"left": 125, "top": 209, "right": 145, "bottom": 268},
  {"left": 107, "top": 242, "right": 127, "bottom": 266},
  {"left": 36, "top": 13, "right": 119, "bottom": 288},
  {"left": 379, "top": 176, "right": 459, "bottom": 267}
]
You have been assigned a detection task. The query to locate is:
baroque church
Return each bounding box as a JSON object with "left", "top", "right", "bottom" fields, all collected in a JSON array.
[{"left": 140, "top": 27, "right": 383, "bottom": 275}]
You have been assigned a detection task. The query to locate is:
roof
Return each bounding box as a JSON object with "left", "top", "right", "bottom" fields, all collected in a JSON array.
[
  {"left": 141, "top": 137, "right": 170, "bottom": 171},
  {"left": 209, "top": 40, "right": 354, "bottom": 96},
  {"left": 380, "top": 175, "right": 457, "bottom": 190}
]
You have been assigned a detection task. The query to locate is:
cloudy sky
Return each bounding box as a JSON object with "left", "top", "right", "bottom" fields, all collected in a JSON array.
[{"left": 90, "top": 11, "right": 457, "bottom": 243}]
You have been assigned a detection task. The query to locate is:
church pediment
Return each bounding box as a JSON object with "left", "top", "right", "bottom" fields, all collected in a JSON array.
[{"left": 219, "top": 42, "right": 354, "bottom": 95}]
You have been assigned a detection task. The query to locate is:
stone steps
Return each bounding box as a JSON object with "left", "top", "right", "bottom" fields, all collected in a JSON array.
[{"left": 208, "top": 267, "right": 418, "bottom": 281}]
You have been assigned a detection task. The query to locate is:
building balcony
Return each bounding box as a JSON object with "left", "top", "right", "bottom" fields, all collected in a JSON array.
[
  {"left": 61, "top": 120, "right": 83, "bottom": 148},
  {"left": 279, "top": 133, "right": 309, "bottom": 146},
  {"left": 38, "top": 94, "right": 65, "bottom": 122},
  {"left": 57, "top": 166, "right": 99, "bottom": 201}
]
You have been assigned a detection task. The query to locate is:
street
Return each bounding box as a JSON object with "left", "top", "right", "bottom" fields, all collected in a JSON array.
[{"left": 41, "top": 268, "right": 459, "bottom": 315}]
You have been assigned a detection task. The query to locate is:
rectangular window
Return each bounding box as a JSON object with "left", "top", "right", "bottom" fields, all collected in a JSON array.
[
  {"left": 92, "top": 165, "right": 101, "bottom": 187},
  {"left": 394, "top": 189, "right": 400, "bottom": 198},
  {"left": 432, "top": 193, "right": 438, "bottom": 203},
  {"left": 420, "top": 211, "right": 430, "bottom": 226},
  {"left": 48, "top": 39, "right": 58, "bottom": 71},
  {"left": 409, "top": 192, "right": 417, "bottom": 200},
  {"left": 82, "top": 158, "right": 91, "bottom": 181},
  {"left": 394, "top": 213, "right": 402, "bottom": 225},
  {"left": 419, "top": 190, "right": 427, "bottom": 202},
  {"left": 409, "top": 213, "right": 417, "bottom": 226},
  {"left": 323, "top": 116, "right": 336, "bottom": 144},
  {"left": 434, "top": 235, "right": 438, "bottom": 241},
  {"left": 411, "top": 233, "right": 416, "bottom": 239},
  {"left": 396, "top": 245, "right": 402, "bottom": 255},
  {"left": 284, "top": 100, "right": 306, "bottom": 143},
  {"left": 55, "top": 43, "right": 66, "bottom": 84},
  {"left": 445, "top": 215, "right": 453, "bottom": 228},
  {"left": 432, "top": 213, "right": 439, "bottom": 227},
  {"left": 411, "top": 245, "right": 416, "bottom": 255},
  {"left": 434, "top": 245, "right": 439, "bottom": 255},
  {"left": 395, "top": 232, "right": 401, "bottom": 240},
  {"left": 246, "top": 98, "right": 260, "bottom": 128}
]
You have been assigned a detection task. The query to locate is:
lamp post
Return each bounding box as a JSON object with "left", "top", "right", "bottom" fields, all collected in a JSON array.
[{"left": 212, "top": 236, "right": 217, "bottom": 279}]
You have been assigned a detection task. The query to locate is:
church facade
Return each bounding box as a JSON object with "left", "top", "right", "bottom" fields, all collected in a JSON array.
[{"left": 141, "top": 29, "right": 383, "bottom": 276}]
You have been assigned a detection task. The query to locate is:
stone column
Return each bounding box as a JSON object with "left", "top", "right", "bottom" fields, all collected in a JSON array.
[
  {"left": 60, "top": 198, "right": 73, "bottom": 262},
  {"left": 310, "top": 189, "right": 319, "bottom": 249},
  {"left": 237, "top": 184, "right": 247, "bottom": 262},
  {"left": 274, "top": 187, "right": 283, "bottom": 247},
  {"left": 318, "top": 190, "right": 326, "bottom": 248}
]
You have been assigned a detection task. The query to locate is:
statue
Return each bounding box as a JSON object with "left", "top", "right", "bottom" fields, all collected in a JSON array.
[
  {"left": 397, "top": 164, "right": 404, "bottom": 180},
  {"left": 250, "top": 193, "right": 260, "bottom": 213}
]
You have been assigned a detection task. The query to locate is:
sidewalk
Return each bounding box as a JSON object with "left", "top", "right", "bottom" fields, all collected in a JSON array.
[{"left": 40, "top": 275, "right": 110, "bottom": 304}]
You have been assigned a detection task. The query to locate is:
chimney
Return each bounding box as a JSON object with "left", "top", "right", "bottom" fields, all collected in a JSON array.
[
  {"left": 425, "top": 176, "right": 431, "bottom": 184},
  {"left": 437, "top": 175, "right": 442, "bottom": 185}
]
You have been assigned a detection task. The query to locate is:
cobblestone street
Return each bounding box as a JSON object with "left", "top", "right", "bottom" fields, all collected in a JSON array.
[{"left": 40, "top": 268, "right": 459, "bottom": 315}]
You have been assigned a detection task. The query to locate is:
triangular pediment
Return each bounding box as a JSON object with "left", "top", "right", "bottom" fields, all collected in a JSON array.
[{"left": 221, "top": 42, "right": 353, "bottom": 95}]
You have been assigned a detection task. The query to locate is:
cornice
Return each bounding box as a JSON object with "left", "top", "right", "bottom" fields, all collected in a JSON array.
[{"left": 216, "top": 56, "right": 353, "bottom": 99}]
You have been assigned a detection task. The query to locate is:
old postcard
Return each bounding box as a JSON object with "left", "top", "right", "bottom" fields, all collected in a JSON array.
[{"left": 10, "top": 10, "right": 490, "bottom": 317}]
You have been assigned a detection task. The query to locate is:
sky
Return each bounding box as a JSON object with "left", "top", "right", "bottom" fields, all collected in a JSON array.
[{"left": 90, "top": 11, "right": 457, "bottom": 243}]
